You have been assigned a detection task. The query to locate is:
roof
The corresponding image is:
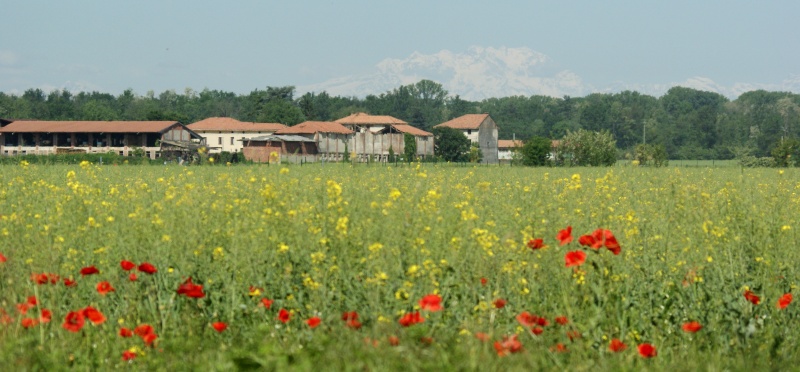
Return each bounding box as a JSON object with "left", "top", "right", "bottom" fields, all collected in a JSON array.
[
  {"left": 434, "top": 113, "right": 490, "bottom": 130},
  {"left": 391, "top": 124, "right": 433, "bottom": 137},
  {"left": 187, "top": 117, "right": 286, "bottom": 132},
  {"left": 0, "top": 120, "right": 182, "bottom": 133},
  {"left": 336, "top": 112, "right": 408, "bottom": 125},
  {"left": 245, "top": 134, "right": 316, "bottom": 143},
  {"left": 275, "top": 121, "right": 354, "bottom": 135},
  {"left": 498, "top": 140, "right": 524, "bottom": 149}
]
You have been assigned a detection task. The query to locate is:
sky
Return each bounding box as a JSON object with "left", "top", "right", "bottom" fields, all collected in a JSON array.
[{"left": 1, "top": 0, "right": 798, "bottom": 98}]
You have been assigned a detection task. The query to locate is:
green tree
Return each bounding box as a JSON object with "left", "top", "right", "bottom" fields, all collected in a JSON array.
[
  {"left": 403, "top": 133, "right": 417, "bottom": 162},
  {"left": 432, "top": 127, "right": 470, "bottom": 162},
  {"left": 519, "top": 136, "right": 552, "bottom": 166},
  {"left": 558, "top": 129, "right": 617, "bottom": 166},
  {"left": 634, "top": 143, "right": 669, "bottom": 167},
  {"left": 771, "top": 138, "right": 800, "bottom": 167}
]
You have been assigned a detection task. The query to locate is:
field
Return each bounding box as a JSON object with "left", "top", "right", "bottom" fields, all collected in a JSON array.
[{"left": 0, "top": 162, "right": 798, "bottom": 370}]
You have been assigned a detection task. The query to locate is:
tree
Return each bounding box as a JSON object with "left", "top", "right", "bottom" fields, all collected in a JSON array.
[
  {"left": 771, "top": 138, "right": 800, "bottom": 167},
  {"left": 403, "top": 133, "right": 417, "bottom": 162},
  {"left": 634, "top": 143, "right": 668, "bottom": 167},
  {"left": 432, "top": 127, "right": 470, "bottom": 162},
  {"left": 519, "top": 136, "right": 552, "bottom": 166},
  {"left": 558, "top": 129, "right": 617, "bottom": 166}
]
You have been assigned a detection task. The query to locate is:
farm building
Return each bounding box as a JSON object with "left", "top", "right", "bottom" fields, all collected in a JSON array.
[
  {"left": 498, "top": 139, "right": 524, "bottom": 163},
  {"left": 187, "top": 117, "right": 286, "bottom": 154},
  {"left": 434, "top": 114, "right": 499, "bottom": 164},
  {"left": 243, "top": 121, "right": 353, "bottom": 163},
  {"left": 335, "top": 112, "right": 434, "bottom": 161},
  {"left": 0, "top": 120, "right": 205, "bottom": 159}
]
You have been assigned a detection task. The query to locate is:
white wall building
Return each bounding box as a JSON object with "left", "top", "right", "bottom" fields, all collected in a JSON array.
[{"left": 187, "top": 117, "right": 287, "bottom": 153}]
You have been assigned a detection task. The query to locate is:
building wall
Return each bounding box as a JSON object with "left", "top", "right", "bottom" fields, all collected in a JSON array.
[
  {"left": 243, "top": 143, "right": 282, "bottom": 163},
  {"left": 478, "top": 118, "right": 499, "bottom": 164},
  {"left": 197, "top": 130, "right": 278, "bottom": 153},
  {"left": 316, "top": 133, "right": 352, "bottom": 155}
]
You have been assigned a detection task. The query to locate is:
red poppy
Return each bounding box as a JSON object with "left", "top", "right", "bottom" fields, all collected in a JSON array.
[
  {"left": 137, "top": 262, "right": 157, "bottom": 275},
  {"left": 278, "top": 308, "right": 291, "bottom": 323},
  {"left": 638, "top": 343, "right": 657, "bottom": 358},
  {"left": 96, "top": 281, "right": 115, "bottom": 295},
  {"left": 556, "top": 226, "right": 573, "bottom": 246},
  {"left": 565, "top": 250, "right": 587, "bottom": 267},
  {"left": 398, "top": 311, "right": 425, "bottom": 327},
  {"left": 532, "top": 327, "right": 544, "bottom": 335},
  {"left": 129, "top": 273, "right": 138, "bottom": 282},
  {"left": 48, "top": 273, "right": 60, "bottom": 284},
  {"left": 743, "top": 290, "right": 760, "bottom": 305},
  {"left": 82, "top": 306, "right": 106, "bottom": 325},
  {"left": 419, "top": 337, "right": 434, "bottom": 345},
  {"left": 341, "top": 311, "right": 359, "bottom": 321},
  {"left": 609, "top": 338, "right": 627, "bottom": 352},
  {"left": 260, "top": 298, "right": 273, "bottom": 309},
  {"left": 474, "top": 332, "right": 490, "bottom": 342},
  {"left": 62, "top": 311, "right": 85, "bottom": 333},
  {"left": 555, "top": 316, "right": 569, "bottom": 325},
  {"left": 134, "top": 324, "right": 154, "bottom": 337},
  {"left": 176, "top": 277, "right": 205, "bottom": 298},
  {"left": 0, "top": 253, "right": 6, "bottom": 263},
  {"left": 142, "top": 332, "right": 158, "bottom": 346},
  {"left": 80, "top": 266, "right": 100, "bottom": 276},
  {"left": 681, "top": 321, "right": 702, "bottom": 333},
  {"left": 31, "top": 273, "right": 49, "bottom": 285},
  {"left": 494, "top": 334, "right": 523, "bottom": 356},
  {"left": 578, "top": 234, "right": 600, "bottom": 249},
  {"left": 388, "top": 335, "right": 400, "bottom": 346},
  {"left": 591, "top": 229, "right": 621, "bottom": 255},
  {"left": 527, "top": 238, "right": 546, "bottom": 250},
  {"left": 122, "top": 350, "right": 137, "bottom": 361},
  {"left": 480, "top": 277, "right": 487, "bottom": 286},
  {"left": 419, "top": 294, "right": 443, "bottom": 312},
  {"left": 63, "top": 278, "right": 77, "bottom": 287},
  {"left": 119, "top": 327, "right": 134, "bottom": 337},
  {"left": 516, "top": 311, "right": 538, "bottom": 328},
  {"left": 212, "top": 322, "right": 227, "bottom": 333},
  {"left": 493, "top": 298, "right": 507, "bottom": 309},
  {"left": 550, "top": 343, "right": 568, "bottom": 353},
  {"left": 120, "top": 260, "right": 136, "bottom": 271},
  {"left": 26, "top": 296, "right": 37, "bottom": 306},
  {"left": 566, "top": 330, "right": 581, "bottom": 341},
  {"left": 21, "top": 318, "right": 38, "bottom": 328},
  {"left": 778, "top": 293, "right": 793, "bottom": 309},
  {"left": 306, "top": 317, "right": 321, "bottom": 328},
  {"left": 39, "top": 308, "right": 52, "bottom": 323},
  {"left": 17, "top": 302, "right": 31, "bottom": 315}
]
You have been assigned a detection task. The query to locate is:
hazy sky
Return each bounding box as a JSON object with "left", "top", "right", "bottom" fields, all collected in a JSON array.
[{"left": 1, "top": 0, "right": 797, "bottom": 97}]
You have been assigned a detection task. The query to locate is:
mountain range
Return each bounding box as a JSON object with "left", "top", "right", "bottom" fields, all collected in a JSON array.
[{"left": 298, "top": 46, "right": 800, "bottom": 100}]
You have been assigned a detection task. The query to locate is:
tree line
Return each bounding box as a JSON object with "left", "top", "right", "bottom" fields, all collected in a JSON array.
[{"left": 1, "top": 80, "right": 799, "bottom": 160}]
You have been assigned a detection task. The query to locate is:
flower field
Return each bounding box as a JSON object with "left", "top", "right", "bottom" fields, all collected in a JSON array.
[{"left": 1, "top": 162, "right": 799, "bottom": 370}]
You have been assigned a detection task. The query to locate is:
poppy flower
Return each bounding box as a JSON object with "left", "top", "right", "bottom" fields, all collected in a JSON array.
[
  {"left": 555, "top": 316, "right": 569, "bottom": 325},
  {"left": 480, "top": 277, "right": 487, "bottom": 286},
  {"left": 638, "top": 343, "right": 657, "bottom": 358},
  {"left": 278, "top": 308, "right": 291, "bottom": 323},
  {"left": 398, "top": 311, "right": 425, "bottom": 327},
  {"left": 119, "top": 327, "right": 134, "bottom": 337},
  {"left": 31, "top": 273, "right": 49, "bottom": 285},
  {"left": 388, "top": 335, "right": 400, "bottom": 346},
  {"left": 176, "top": 277, "right": 205, "bottom": 298},
  {"left": 578, "top": 234, "right": 599, "bottom": 248},
  {"left": 63, "top": 278, "right": 77, "bottom": 287},
  {"left": 550, "top": 343, "right": 568, "bottom": 353},
  {"left": 16, "top": 303, "right": 31, "bottom": 315},
  {"left": 778, "top": 293, "right": 793, "bottom": 309},
  {"left": 556, "top": 226, "right": 573, "bottom": 246},
  {"left": 212, "top": 322, "right": 227, "bottom": 333},
  {"left": 0, "top": 253, "right": 6, "bottom": 263},
  {"left": 62, "top": 311, "right": 85, "bottom": 332},
  {"left": 82, "top": 306, "right": 106, "bottom": 325},
  {"left": 122, "top": 350, "right": 137, "bottom": 361},
  {"left": 21, "top": 318, "right": 38, "bottom": 328},
  {"left": 493, "top": 298, "right": 507, "bottom": 309},
  {"left": 96, "top": 281, "right": 115, "bottom": 295},
  {"left": 120, "top": 260, "right": 136, "bottom": 271},
  {"left": 48, "top": 273, "right": 60, "bottom": 284},
  {"left": 566, "top": 330, "right": 581, "bottom": 341},
  {"left": 527, "top": 238, "right": 546, "bottom": 250},
  {"left": 743, "top": 290, "right": 760, "bottom": 305},
  {"left": 475, "top": 332, "right": 490, "bottom": 342},
  {"left": 532, "top": 327, "right": 544, "bottom": 335},
  {"left": 306, "top": 317, "right": 321, "bottom": 328},
  {"left": 609, "top": 338, "right": 627, "bottom": 352},
  {"left": 516, "top": 311, "right": 539, "bottom": 328},
  {"left": 80, "top": 266, "right": 100, "bottom": 276},
  {"left": 137, "top": 262, "right": 157, "bottom": 274},
  {"left": 591, "top": 229, "right": 621, "bottom": 255},
  {"left": 419, "top": 337, "right": 434, "bottom": 345},
  {"left": 129, "top": 273, "right": 138, "bottom": 282},
  {"left": 134, "top": 324, "right": 154, "bottom": 337},
  {"left": 39, "top": 309, "right": 52, "bottom": 323},
  {"left": 260, "top": 298, "right": 273, "bottom": 309},
  {"left": 494, "top": 334, "right": 523, "bottom": 356},
  {"left": 341, "top": 311, "right": 359, "bottom": 322},
  {"left": 26, "top": 296, "right": 37, "bottom": 306},
  {"left": 565, "top": 250, "right": 587, "bottom": 267},
  {"left": 141, "top": 332, "right": 158, "bottom": 346},
  {"left": 419, "top": 294, "right": 443, "bottom": 312},
  {"left": 681, "top": 321, "right": 702, "bottom": 333}
]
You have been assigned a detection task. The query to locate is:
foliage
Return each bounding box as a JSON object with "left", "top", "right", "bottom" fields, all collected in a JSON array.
[
  {"left": 557, "top": 129, "right": 617, "bottom": 166},
  {"left": 467, "top": 144, "right": 482, "bottom": 163},
  {"left": 770, "top": 138, "right": 800, "bottom": 167},
  {"left": 738, "top": 155, "right": 776, "bottom": 168},
  {"left": 432, "top": 127, "right": 470, "bottom": 162},
  {"left": 518, "top": 136, "right": 552, "bottom": 166},
  {"left": 403, "top": 133, "right": 416, "bottom": 162},
  {"left": 634, "top": 144, "right": 669, "bottom": 167}
]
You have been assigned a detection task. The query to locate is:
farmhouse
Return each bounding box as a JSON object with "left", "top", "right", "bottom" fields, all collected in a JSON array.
[
  {"left": 498, "top": 139, "right": 524, "bottom": 163},
  {"left": 0, "top": 120, "right": 204, "bottom": 159},
  {"left": 434, "top": 114, "right": 499, "bottom": 164},
  {"left": 243, "top": 121, "right": 353, "bottom": 163},
  {"left": 187, "top": 117, "right": 286, "bottom": 154},
  {"left": 335, "top": 112, "right": 434, "bottom": 161}
]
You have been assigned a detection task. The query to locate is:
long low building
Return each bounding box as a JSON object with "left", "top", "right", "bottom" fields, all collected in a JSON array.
[
  {"left": 0, "top": 120, "right": 205, "bottom": 159},
  {"left": 187, "top": 117, "right": 287, "bottom": 154}
]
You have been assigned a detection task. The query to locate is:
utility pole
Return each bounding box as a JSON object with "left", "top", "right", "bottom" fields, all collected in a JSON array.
[{"left": 642, "top": 121, "right": 646, "bottom": 146}]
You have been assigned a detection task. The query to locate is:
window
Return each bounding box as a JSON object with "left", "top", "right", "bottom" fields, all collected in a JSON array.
[
  {"left": 218, "top": 137, "right": 222, "bottom": 145},
  {"left": 467, "top": 130, "right": 472, "bottom": 135},
  {"left": 230, "top": 137, "right": 234, "bottom": 145}
]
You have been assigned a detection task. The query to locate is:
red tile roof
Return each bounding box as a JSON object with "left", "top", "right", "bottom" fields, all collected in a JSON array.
[
  {"left": 434, "top": 114, "right": 489, "bottom": 130},
  {"left": 275, "top": 121, "right": 354, "bottom": 135},
  {"left": 0, "top": 120, "right": 182, "bottom": 133},
  {"left": 498, "top": 140, "right": 524, "bottom": 149},
  {"left": 336, "top": 112, "right": 408, "bottom": 125},
  {"left": 187, "top": 117, "right": 286, "bottom": 132},
  {"left": 391, "top": 124, "right": 433, "bottom": 137}
]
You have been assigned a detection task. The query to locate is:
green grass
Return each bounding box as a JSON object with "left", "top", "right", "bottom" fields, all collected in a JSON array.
[{"left": 0, "top": 162, "right": 798, "bottom": 370}]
